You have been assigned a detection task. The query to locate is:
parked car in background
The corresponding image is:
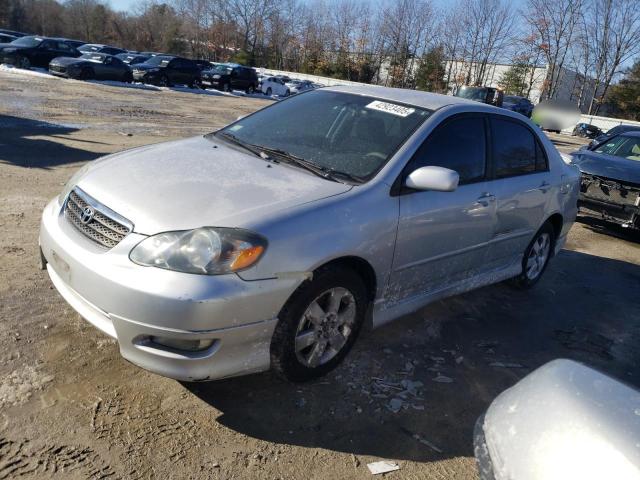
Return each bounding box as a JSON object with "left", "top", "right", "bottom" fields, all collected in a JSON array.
[
  {"left": 40, "top": 86, "right": 578, "bottom": 383},
  {"left": 570, "top": 131, "right": 640, "bottom": 230},
  {"left": 200, "top": 63, "right": 258, "bottom": 93},
  {"left": 78, "top": 43, "right": 127, "bottom": 56},
  {"left": 0, "top": 28, "right": 27, "bottom": 38},
  {"left": 0, "top": 36, "right": 80, "bottom": 69},
  {"left": 572, "top": 122, "right": 603, "bottom": 139},
  {"left": 57, "top": 38, "right": 86, "bottom": 50},
  {"left": 193, "top": 59, "right": 213, "bottom": 71},
  {"left": 116, "top": 53, "right": 151, "bottom": 65},
  {"left": 131, "top": 55, "right": 202, "bottom": 87},
  {"left": 49, "top": 53, "right": 133, "bottom": 82},
  {"left": 261, "top": 76, "right": 290, "bottom": 96},
  {"left": 502, "top": 95, "right": 534, "bottom": 117},
  {"left": 589, "top": 124, "right": 640, "bottom": 147},
  {"left": 454, "top": 85, "right": 504, "bottom": 107},
  {"left": 0, "top": 33, "right": 17, "bottom": 43},
  {"left": 286, "top": 79, "right": 316, "bottom": 95}
]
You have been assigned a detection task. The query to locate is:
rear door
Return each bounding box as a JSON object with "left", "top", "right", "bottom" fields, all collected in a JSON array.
[
  {"left": 388, "top": 114, "right": 497, "bottom": 304},
  {"left": 485, "top": 114, "right": 552, "bottom": 269}
]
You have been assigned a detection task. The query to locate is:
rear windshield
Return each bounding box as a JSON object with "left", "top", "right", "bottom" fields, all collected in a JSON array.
[
  {"left": 11, "top": 36, "right": 42, "bottom": 47},
  {"left": 217, "top": 90, "right": 431, "bottom": 180},
  {"left": 144, "top": 56, "right": 173, "bottom": 67}
]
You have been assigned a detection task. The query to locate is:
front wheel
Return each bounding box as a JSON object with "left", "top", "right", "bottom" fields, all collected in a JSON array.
[
  {"left": 222, "top": 82, "right": 231, "bottom": 92},
  {"left": 270, "top": 265, "right": 368, "bottom": 382},
  {"left": 17, "top": 55, "right": 31, "bottom": 69},
  {"left": 159, "top": 75, "right": 170, "bottom": 87},
  {"left": 509, "top": 223, "right": 555, "bottom": 289},
  {"left": 246, "top": 85, "right": 255, "bottom": 94},
  {"left": 266, "top": 87, "right": 272, "bottom": 96}
]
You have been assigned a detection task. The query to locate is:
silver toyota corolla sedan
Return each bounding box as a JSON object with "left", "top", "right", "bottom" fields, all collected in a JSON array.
[{"left": 39, "top": 86, "right": 580, "bottom": 382}]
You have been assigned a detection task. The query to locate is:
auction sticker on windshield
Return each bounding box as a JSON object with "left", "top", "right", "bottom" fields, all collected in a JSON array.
[{"left": 366, "top": 100, "right": 415, "bottom": 117}]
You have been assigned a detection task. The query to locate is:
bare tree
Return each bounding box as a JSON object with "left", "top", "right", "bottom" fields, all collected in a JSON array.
[
  {"left": 524, "top": 0, "right": 584, "bottom": 99},
  {"left": 586, "top": 0, "right": 640, "bottom": 114}
]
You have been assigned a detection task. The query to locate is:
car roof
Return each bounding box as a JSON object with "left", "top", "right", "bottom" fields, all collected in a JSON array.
[
  {"left": 620, "top": 131, "right": 640, "bottom": 138},
  {"left": 323, "top": 84, "right": 482, "bottom": 111}
]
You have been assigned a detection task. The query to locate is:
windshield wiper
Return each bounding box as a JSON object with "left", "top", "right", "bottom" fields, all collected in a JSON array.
[
  {"left": 256, "top": 147, "right": 365, "bottom": 184},
  {"left": 217, "top": 132, "right": 267, "bottom": 159}
]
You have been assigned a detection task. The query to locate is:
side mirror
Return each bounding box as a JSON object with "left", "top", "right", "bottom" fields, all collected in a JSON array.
[{"left": 405, "top": 166, "right": 459, "bottom": 192}]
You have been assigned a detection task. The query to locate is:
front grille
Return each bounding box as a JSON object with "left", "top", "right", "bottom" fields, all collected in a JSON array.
[
  {"left": 64, "top": 188, "right": 132, "bottom": 249},
  {"left": 50, "top": 65, "right": 66, "bottom": 73}
]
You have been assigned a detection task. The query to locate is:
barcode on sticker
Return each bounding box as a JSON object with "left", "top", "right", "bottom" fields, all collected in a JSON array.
[{"left": 366, "top": 100, "right": 415, "bottom": 117}]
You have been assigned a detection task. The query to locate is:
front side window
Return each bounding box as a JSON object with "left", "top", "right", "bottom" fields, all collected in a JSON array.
[
  {"left": 216, "top": 90, "right": 431, "bottom": 180},
  {"left": 408, "top": 115, "right": 486, "bottom": 184},
  {"left": 491, "top": 117, "right": 544, "bottom": 177}
]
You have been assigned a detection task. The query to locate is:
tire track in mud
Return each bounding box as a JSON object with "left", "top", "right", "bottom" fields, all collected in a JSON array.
[
  {"left": 0, "top": 437, "right": 118, "bottom": 479},
  {"left": 91, "top": 390, "right": 201, "bottom": 479}
]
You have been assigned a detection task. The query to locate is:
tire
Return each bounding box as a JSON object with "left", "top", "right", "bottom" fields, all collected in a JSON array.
[
  {"left": 123, "top": 72, "right": 133, "bottom": 83},
  {"left": 17, "top": 55, "right": 31, "bottom": 69},
  {"left": 284, "top": 89, "right": 290, "bottom": 97},
  {"left": 509, "top": 222, "right": 555, "bottom": 289},
  {"left": 222, "top": 82, "right": 231, "bottom": 92},
  {"left": 266, "top": 87, "right": 272, "bottom": 96},
  {"left": 270, "top": 265, "right": 368, "bottom": 382},
  {"left": 190, "top": 78, "right": 202, "bottom": 89},
  {"left": 79, "top": 68, "right": 94, "bottom": 80},
  {"left": 159, "top": 75, "right": 170, "bottom": 87},
  {"left": 246, "top": 85, "right": 255, "bottom": 94}
]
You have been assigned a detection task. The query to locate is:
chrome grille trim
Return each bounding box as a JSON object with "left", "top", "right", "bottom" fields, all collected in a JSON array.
[{"left": 63, "top": 187, "right": 133, "bottom": 249}]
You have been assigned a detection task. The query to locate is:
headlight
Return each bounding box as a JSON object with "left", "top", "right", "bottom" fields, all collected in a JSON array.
[
  {"left": 212, "top": 74, "right": 221, "bottom": 79},
  {"left": 130, "top": 227, "right": 267, "bottom": 275}
]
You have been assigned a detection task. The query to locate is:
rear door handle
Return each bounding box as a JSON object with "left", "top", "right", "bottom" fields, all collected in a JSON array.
[{"left": 476, "top": 193, "right": 496, "bottom": 207}]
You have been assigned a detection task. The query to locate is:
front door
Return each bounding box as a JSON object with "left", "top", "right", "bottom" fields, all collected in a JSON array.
[{"left": 388, "top": 114, "right": 497, "bottom": 305}]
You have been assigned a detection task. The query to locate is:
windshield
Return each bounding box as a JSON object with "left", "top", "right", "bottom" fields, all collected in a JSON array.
[
  {"left": 216, "top": 90, "right": 431, "bottom": 180},
  {"left": 594, "top": 135, "right": 640, "bottom": 161},
  {"left": 10, "top": 36, "right": 42, "bottom": 47},
  {"left": 455, "top": 86, "right": 487, "bottom": 102},
  {"left": 211, "top": 65, "right": 232, "bottom": 74},
  {"left": 143, "top": 56, "right": 172, "bottom": 67},
  {"left": 80, "top": 53, "right": 105, "bottom": 62},
  {"left": 504, "top": 96, "right": 521, "bottom": 103}
]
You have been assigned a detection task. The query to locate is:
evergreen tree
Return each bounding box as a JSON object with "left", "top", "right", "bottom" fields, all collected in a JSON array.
[
  {"left": 608, "top": 61, "right": 640, "bottom": 121},
  {"left": 414, "top": 46, "right": 446, "bottom": 93},
  {"left": 498, "top": 62, "right": 530, "bottom": 96}
]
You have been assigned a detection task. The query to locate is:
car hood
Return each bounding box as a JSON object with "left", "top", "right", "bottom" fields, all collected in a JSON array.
[
  {"left": 571, "top": 150, "right": 640, "bottom": 184},
  {"left": 50, "top": 56, "right": 87, "bottom": 67},
  {"left": 75, "top": 136, "right": 352, "bottom": 234},
  {"left": 0, "top": 44, "right": 28, "bottom": 52}
]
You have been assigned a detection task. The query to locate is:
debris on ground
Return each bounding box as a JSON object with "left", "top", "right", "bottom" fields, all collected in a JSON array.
[
  {"left": 412, "top": 433, "right": 443, "bottom": 453},
  {"left": 367, "top": 460, "right": 400, "bottom": 475}
]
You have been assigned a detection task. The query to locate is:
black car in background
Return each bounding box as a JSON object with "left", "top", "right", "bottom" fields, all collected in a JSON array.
[
  {"left": 200, "top": 63, "right": 258, "bottom": 93},
  {"left": 116, "top": 53, "right": 151, "bottom": 65},
  {"left": 194, "top": 59, "right": 213, "bottom": 71},
  {"left": 572, "top": 122, "right": 603, "bottom": 139},
  {"left": 0, "top": 36, "right": 80, "bottom": 69},
  {"left": 49, "top": 53, "right": 132, "bottom": 82},
  {"left": 589, "top": 124, "right": 640, "bottom": 147},
  {"left": 0, "top": 33, "right": 17, "bottom": 43},
  {"left": 571, "top": 131, "right": 640, "bottom": 230},
  {"left": 131, "top": 55, "right": 202, "bottom": 87},
  {"left": 78, "top": 43, "right": 127, "bottom": 56},
  {"left": 0, "top": 28, "right": 27, "bottom": 38},
  {"left": 502, "top": 95, "right": 534, "bottom": 117},
  {"left": 57, "top": 38, "right": 86, "bottom": 50}
]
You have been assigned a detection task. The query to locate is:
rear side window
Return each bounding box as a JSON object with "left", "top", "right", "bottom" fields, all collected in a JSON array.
[
  {"left": 491, "top": 117, "right": 546, "bottom": 177},
  {"left": 409, "top": 115, "right": 486, "bottom": 184}
]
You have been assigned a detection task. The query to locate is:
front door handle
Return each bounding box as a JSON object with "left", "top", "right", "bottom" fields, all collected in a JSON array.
[{"left": 476, "top": 193, "right": 496, "bottom": 207}]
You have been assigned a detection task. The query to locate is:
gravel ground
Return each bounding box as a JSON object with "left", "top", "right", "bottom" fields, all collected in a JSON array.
[{"left": 1, "top": 67, "right": 639, "bottom": 480}]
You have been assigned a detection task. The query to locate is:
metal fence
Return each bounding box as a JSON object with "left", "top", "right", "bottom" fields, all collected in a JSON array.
[{"left": 561, "top": 114, "right": 640, "bottom": 134}]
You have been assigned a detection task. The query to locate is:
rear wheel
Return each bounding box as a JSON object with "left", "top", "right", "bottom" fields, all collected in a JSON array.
[
  {"left": 159, "top": 75, "right": 170, "bottom": 87},
  {"left": 246, "top": 85, "right": 255, "bottom": 94},
  {"left": 271, "top": 265, "right": 367, "bottom": 382},
  {"left": 222, "top": 82, "right": 231, "bottom": 92},
  {"left": 509, "top": 223, "right": 555, "bottom": 289}
]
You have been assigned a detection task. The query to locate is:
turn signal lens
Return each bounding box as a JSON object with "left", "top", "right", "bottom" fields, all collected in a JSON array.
[{"left": 230, "top": 245, "right": 265, "bottom": 271}]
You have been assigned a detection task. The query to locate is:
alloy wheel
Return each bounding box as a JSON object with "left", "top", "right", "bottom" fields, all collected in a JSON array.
[
  {"left": 18, "top": 56, "right": 30, "bottom": 69},
  {"left": 294, "top": 287, "right": 356, "bottom": 368},
  {"left": 525, "top": 233, "right": 551, "bottom": 280}
]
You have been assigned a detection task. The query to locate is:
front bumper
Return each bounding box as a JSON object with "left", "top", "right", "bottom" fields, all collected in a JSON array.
[
  {"left": 40, "top": 197, "right": 299, "bottom": 381},
  {"left": 579, "top": 174, "right": 640, "bottom": 229}
]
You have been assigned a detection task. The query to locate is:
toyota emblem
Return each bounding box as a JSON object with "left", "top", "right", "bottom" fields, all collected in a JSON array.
[{"left": 80, "top": 206, "right": 95, "bottom": 224}]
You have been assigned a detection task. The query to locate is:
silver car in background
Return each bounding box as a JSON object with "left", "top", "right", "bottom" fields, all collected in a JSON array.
[{"left": 39, "top": 86, "right": 580, "bottom": 382}]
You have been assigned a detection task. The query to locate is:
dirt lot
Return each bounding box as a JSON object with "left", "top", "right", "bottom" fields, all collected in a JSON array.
[{"left": 1, "top": 68, "right": 639, "bottom": 480}]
